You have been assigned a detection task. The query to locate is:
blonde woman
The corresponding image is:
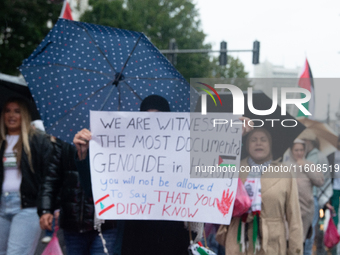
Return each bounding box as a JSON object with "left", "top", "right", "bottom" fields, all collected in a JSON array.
[{"left": 0, "top": 97, "right": 52, "bottom": 255}]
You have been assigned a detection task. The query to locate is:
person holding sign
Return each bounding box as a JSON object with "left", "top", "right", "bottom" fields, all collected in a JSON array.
[
  {"left": 74, "top": 95, "right": 197, "bottom": 255},
  {"left": 0, "top": 97, "right": 52, "bottom": 255},
  {"left": 74, "top": 95, "right": 254, "bottom": 255},
  {"left": 217, "top": 128, "right": 303, "bottom": 255}
]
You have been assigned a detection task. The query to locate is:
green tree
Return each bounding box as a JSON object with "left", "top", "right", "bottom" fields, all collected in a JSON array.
[
  {"left": 81, "top": 0, "right": 213, "bottom": 81},
  {"left": 1, "top": 0, "right": 251, "bottom": 84},
  {"left": 211, "top": 56, "right": 251, "bottom": 90},
  {"left": 0, "top": 0, "right": 62, "bottom": 75}
]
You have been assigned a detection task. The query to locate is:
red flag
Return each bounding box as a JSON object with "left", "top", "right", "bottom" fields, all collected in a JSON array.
[
  {"left": 60, "top": 0, "right": 73, "bottom": 20},
  {"left": 297, "top": 58, "right": 314, "bottom": 118}
]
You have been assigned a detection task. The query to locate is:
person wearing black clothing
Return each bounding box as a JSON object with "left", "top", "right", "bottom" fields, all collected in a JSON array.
[
  {"left": 38, "top": 137, "right": 119, "bottom": 255},
  {"left": 73, "top": 95, "right": 193, "bottom": 255}
]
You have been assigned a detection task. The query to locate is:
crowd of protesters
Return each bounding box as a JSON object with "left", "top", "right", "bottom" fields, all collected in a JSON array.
[{"left": 0, "top": 95, "right": 339, "bottom": 255}]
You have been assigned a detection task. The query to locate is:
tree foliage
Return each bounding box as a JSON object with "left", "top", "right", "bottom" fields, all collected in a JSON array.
[
  {"left": 81, "top": 0, "right": 213, "bottom": 81},
  {"left": 0, "top": 0, "right": 61, "bottom": 75},
  {"left": 1, "top": 0, "right": 250, "bottom": 86}
]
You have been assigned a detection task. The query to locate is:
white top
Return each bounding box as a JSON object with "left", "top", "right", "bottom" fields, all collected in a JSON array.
[{"left": 2, "top": 135, "right": 21, "bottom": 192}]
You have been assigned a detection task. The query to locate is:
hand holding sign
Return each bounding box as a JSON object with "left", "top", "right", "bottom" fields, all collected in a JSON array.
[
  {"left": 73, "top": 128, "right": 92, "bottom": 160},
  {"left": 240, "top": 116, "right": 254, "bottom": 136}
]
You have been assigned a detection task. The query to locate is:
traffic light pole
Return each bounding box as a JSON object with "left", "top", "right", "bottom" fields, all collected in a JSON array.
[
  {"left": 160, "top": 40, "right": 260, "bottom": 65},
  {"left": 160, "top": 49, "right": 252, "bottom": 53}
]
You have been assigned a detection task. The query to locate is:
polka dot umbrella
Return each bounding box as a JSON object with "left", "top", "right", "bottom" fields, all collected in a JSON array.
[{"left": 19, "top": 19, "right": 198, "bottom": 143}]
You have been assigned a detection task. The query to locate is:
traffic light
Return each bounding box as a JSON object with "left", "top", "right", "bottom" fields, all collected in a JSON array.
[
  {"left": 252, "top": 40, "right": 260, "bottom": 64},
  {"left": 219, "top": 41, "right": 227, "bottom": 66},
  {"left": 168, "top": 38, "right": 177, "bottom": 65}
]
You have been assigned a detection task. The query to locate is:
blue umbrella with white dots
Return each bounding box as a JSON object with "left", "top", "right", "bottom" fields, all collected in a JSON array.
[{"left": 19, "top": 18, "right": 197, "bottom": 143}]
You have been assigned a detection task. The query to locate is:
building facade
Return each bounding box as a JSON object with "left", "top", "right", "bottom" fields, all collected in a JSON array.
[{"left": 252, "top": 60, "right": 301, "bottom": 117}]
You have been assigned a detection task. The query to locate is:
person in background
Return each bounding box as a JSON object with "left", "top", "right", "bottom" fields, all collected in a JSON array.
[
  {"left": 328, "top": 136, "right": 340, "bottom": 228},
  {"left": 39, "top": 137, "right": 119, "bottom": 255},
  {"left": 298, "top": 129, "right": 333, "bottom": 255},
  {"left": 31, "top": 119, "right": 45, "bottom": 133},
  {"left": 284, "top": 139, "right": 324, "bottom": 248},
  {"left": 0, "top": 97, "right": 52, "bottom": 255},
  {"left": 217, "top": 128, "right": 303, "bottom": 255},
  {"left": 202, "top": 224, "right": 225, "bottom": 255},
  {"left": 327, "top": 136, "right": 340, "bottom": 255}
]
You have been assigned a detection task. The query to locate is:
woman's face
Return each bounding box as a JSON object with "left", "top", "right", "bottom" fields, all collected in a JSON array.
[
  {"left": 248, "top": 131, "right": 271, "bottom": 163},
  {"left": 292, "top": 143, "right": 305, "bottom": 161},
  {"left": 4, "top": 102, "right": 22, "bottom": 135}
]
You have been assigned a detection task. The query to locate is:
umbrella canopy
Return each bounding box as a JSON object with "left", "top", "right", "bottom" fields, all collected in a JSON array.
[
  {"left": 20, "top": 19, "right": 197, "bottom": 143},
  {"left": 0, "top": 73, "right": 40, "bottom": 121},
  {"left": 195, "top": 90, "right": 306, "bottom": 160},
  {"left": 297, "top": 117, "right": 338, "bottom": 156}
]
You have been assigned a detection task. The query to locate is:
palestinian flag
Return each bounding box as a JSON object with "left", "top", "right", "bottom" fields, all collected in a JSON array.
[
  {"left": 219, "top": 155, "right": 236, "bottom": 168},
  {"left": 60, "top": 0, "right": 73, "bottom": 20},
  {"left": 297, "top": 59, "right": 314, "bottom": 118}
]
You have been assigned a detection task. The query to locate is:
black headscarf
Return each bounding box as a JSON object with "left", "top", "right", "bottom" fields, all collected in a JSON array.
[{"left": 140, "top": 95, "right": 170, "bottom": 112}]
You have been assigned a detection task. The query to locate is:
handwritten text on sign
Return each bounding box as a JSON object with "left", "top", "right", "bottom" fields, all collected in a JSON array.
[{"left": 89, "top": 111, "right": 241, "bottom": 224}]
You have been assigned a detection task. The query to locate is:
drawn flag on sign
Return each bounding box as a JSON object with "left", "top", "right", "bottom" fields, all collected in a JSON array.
[
  {"left": 219, "top": 155, "right": 236, "bottom": 168},
  {"left": 95, "top": 194, "right": 115, "bottom": 216}
]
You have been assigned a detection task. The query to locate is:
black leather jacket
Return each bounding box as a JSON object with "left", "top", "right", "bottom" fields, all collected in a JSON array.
[
  {"left": 38, "top": 138, "right": 115, "bottom": 232},
  {"left": 0, "top": 131, "right": 52, "bottom": 208}
]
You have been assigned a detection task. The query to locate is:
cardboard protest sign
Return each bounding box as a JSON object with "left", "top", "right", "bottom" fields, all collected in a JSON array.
[{"left": 89, "top": 111, "right": 241, "bottom": 224}]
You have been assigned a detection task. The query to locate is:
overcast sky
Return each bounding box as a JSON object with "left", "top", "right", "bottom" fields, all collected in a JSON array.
[
  {"left": 196, "top": 0, "right": 340, "bottom": 77},
  {"left": 196, "top": 0, "right": 340, "bottom": 120}
]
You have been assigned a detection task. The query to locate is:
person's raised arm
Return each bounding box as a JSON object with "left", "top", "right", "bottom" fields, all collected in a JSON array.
[
  {"left": 73, "top": 128, "right": 93, "bottom": 197},
  {"left": 239, "top": 116, "right": 254, "bottom": 136},
  {"left": 38, "top": 137, "right": 63, "bottom": 231}
]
